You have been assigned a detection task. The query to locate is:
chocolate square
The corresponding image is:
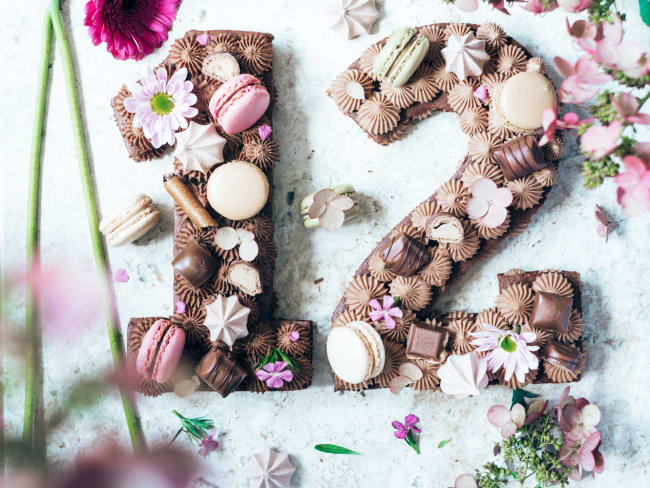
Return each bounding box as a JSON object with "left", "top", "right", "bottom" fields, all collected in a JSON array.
[
  {"left": 529, "top": 291, "right": 572, "bottom": 334},
  {"left": 406, "top": 321, "right": 448, "bottom": 360},
  {"left": 542, "top": 342, "right": 581, "bottom": 372},
  {"left": 380, "top": 234, "right": 430, "bottom": 277},
  {"left": 195, "top": 348, "right": 247, "bottom": 397},
  {"left": 171, "top": 239, "right": 218, "bottom": 288}
]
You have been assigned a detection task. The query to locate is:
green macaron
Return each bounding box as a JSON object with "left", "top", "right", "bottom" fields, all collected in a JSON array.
[{"left": 373, "top": 26, "right": 430, "bottom": 88}]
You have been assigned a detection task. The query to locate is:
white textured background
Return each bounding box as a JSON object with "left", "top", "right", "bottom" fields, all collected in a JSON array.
[{"left": 2, "top": 1, "right": 650, "bottom": 487}]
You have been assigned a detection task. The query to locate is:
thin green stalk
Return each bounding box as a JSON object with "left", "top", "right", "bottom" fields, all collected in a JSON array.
[
  {"left": 23, "top": 7, "right": 53, "bottom": 464},
  {"left": 49, "top": 0, "right": 145, "bottom": 452}
]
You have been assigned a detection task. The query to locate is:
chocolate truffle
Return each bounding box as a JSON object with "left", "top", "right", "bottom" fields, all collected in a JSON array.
[
  {"left": 379, "top": 233, "right": 430, "bottom": 276},
  {"left": 529, "top": 291, "right": 572, "bottom": 334},
  {"left": 172, "top": 239, "right": 218, "bottom": 288},
  {"left": 493, "top": 136, "right": 547, "bottom": 181},
  {"left": 195, "top": 348, "right": 247, "bottom": 397},
  {"left": 227, "top": 260, "right": 263, "bottom": 296},
  {"left": 406, "top": 321, "right": 449, "bottom": 361},
  {"left": 542, "top": 342, "right": 581, "bottom": 372}
]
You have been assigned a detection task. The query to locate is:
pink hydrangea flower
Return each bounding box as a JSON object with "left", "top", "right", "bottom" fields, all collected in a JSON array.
[
  {"left": 487, "top": 403, "right": 525, "bottom": 438},
  {"left": 308, "top": 189, "right": 355, "bottom": 231},
  {"left": 255, "top": 361, "right": 293, "bottom": 388},
  {"left": 84, "top": 0, "right": 179, "bottom": 61},
  {"left": 113, "top": 268, "right": 129, "bottom": 283},
  {"left": 521, "top": 0, "right": 558, "bottom": 14},
  {"left": 368, "top": 295, "right": 403, "bottom": 329},
  {"left": 470, "top": 324, "right": 539, "bottom": 383},
  {"left": 198, "top": 428, "right": 219, "bottom": 457},
  {"left": 580, "top": 120, "right": 622, "bottom": 160},
  {"left": 554, "top": 56, "right": 611, "bottom": 104},
  {"left": 611, "top": 93, "right": 650, "bottom": 125},
  {"left": 557, "top": 0, "right": 592, "bottom": 12},
  {"left": 539, "top": 108, "right": 591, "bottom": 146},
  {"left": 466, "top": 178, "right": 513, "bottom": 228},
  {"left": 615, "top": 155, "right": 650, "bottom": 216},
  {"left": 561, "top": 431, "right": 605, "bottom": 481},
  {"left": 454, "top": 0, "right": 479, "bottom": 12},
  {"left": 124, "top": 67, "right": 198, "bottom": 148}
]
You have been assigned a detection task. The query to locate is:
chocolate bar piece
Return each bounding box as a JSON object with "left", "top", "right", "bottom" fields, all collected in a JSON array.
[
  {"left": 380, "top": 234, "right": 430, "bottom": 277},
  {"left": 196, "top": 348, "right": 247, "bottom": 397},
  {"left": 123, "top": 29, "right": 313, "bottom": 397},
  {"left": 493, "top": 136, "right": 547, "bottom": 181},
  {"left": 529, "top": 291, "right": 572, "bottom": 334},
  {"left": 406, "top": 321, "right": 448, "bottom": 361}
]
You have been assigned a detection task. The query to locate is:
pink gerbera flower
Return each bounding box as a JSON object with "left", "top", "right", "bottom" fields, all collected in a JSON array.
[
  {"left": 84, "top": 0, "right": 180, "bottom": 61},
  {"left": 124, "top": 67, "right": 198, "bottom": 148},
  {"left": 255, "top": 361, "right": 293, "bottom": 389},
  {"left": 470, "top": 324, "right": 539, "bottom": 383}
]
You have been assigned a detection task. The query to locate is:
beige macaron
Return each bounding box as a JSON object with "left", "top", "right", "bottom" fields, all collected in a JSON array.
[
  {"left": 327, "top": 321, "right": 386, "bottom": 384},
  {"left": 206, "top": 160, "right": 269, "bottom": 220},
  {"left": 99, "top": 194, "right": 160, "bottom": 247},
  {"left": 493, "top": 71, "right": 557, "bottom": 134}
]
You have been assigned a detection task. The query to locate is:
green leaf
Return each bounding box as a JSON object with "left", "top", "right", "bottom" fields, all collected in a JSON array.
[
  {"left": 437, "top": 439, "right": 451, "bottom": 448},
  {"left": 314, "top": 444, "right": 361, "bottom": 455},
  {"left": 511, "top": 388, "right": 539, "bottom": 408}
]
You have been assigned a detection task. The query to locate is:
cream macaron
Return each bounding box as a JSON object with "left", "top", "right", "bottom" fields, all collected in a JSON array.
[
  {"left": 207, "top": 160, "right": 269, "bottom": 220},
  {"left": 99, "top": 194, "right": 160, "bottom": 247},
  {"left": 493, "top": 71, "right": 557, "bottom": 134},
  {"left": 327, "top": 321, "right": 385, "bottom": 384}
]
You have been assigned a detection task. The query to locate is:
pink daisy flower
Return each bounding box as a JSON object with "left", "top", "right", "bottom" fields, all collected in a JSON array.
[
  {"left": 470, "top": 324, "right": 539, "bottom": 383},
  {"left": 124, "top": 67, "right": 198, "bottom": 148},
  {"left": 84, "top": 0, "right": 180, "bottom": 61}
]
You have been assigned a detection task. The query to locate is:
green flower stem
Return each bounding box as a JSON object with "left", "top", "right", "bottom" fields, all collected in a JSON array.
[
  {"left": 49, "top": 0, "right": 144, "bottom": 452},
  {"left": 23, "top": 7, "right": 54, "bottom": 464}
]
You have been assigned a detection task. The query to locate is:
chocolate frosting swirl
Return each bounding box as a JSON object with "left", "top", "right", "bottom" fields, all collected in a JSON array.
[
  {"left": 496, "top": 283, "right": 535, "bottom": 325},
  {"left": 409, "top": 64, "right": 440, "bottom": 103},
  {"left": 240, "top": 215, "right": 274, "bottom": 243},
  {"left": 542, "top": 342, "right": 583, "bottom": 383},
  {"left": 542, "top": 137, "right": 564, "bottom": 161},
  {"left": 237, "top": 32, "right": 273, "bottom": 74},
  {"left": 241, "top": 135, "right": 279, "bottom": 171},
  {"left": 332, "top": 309, "right": 365, "bottom": 328},
  {"left": 533, "top": 164, "right": 558, "bottom": 187},
  {"left": 521, "top": 323, "right": 553, "bottom": 347},
  {"left": 170, "top": 35, "right": 207, "bottom": 76},
  {"left": 460, "top": 106, "right": 489, "bottom": 135},
  {"left": 468, "top": 131, "right": 502, "bottom": 165},
  {"left": 389, "top": 224, "right": 427, "bottom": 242},
  {"left": 532, "top": 272, "right": 574, "bottom": 299},
  {"left": 359, "top": 42, "right": 382, "bottom": 79},
  {"left": 357, "top": 93, "right": 400, "bottom": 135},
  {"left": 374, "top": 310, "right": 415, "bottom": 343},
  {"left": 245, "top": 326, "right": 275, "bottom": 359},
  {"left": 331, "top": 69, "right": 374, "bottom": 112},
  {"left": 488, "top": 108, "right": 516, "bottom": 140},
  {"left": 344, "top": 275, "right": 387, "bottom": 316},
  {"left": 410, "top": 201, "right": 442, "bottom": 230},
  {"left": 449, "top": 318, "right": 478, "bottom": 354},
  {"left": 508, "top": 176, "right": 544, "bottom": 210},
  {"left": 444, "top": 23, "right": 472, "bottom": 39},
  {"left": 440, "top": 220, "right": 480, "bottom": 262},
  {"left": 380, "top": 81, "right": 416, "bottom": 109},
  {"left": 436, "top": 179, "right": 470, "bottom": 217},
  {"left": 556, "top": 309, "right": 584, "bottom": 344},
  {"left": 335, "top": 375, "right": 372, "bottom": 392},
  {"left": 498, "top": 367, "right": 538, "bottom": 389},
  {"left": 476, "top": 307, "right": 509, "bottom": 330},
  {"left": 448, "top": 81, "right": 481, "bottom": 113},
  {"left": 376, "top": 341, "right": 408, "bottom": 388},
  {"left": 526, "top": 57, "right": 545, "bottom": 74},
  {"left": 432, "top": 59, "right": 459, "bottom": 92},
  {"left": 389, "top": 276, "right": 432, "bottom": 311},
  {"left": 461, "top": 161, "right": 504, "bottom": 188},
  {"left": 418, "top": 247, "right": 452, "bottom": 287},
  {"left": 496, "top": 45, "right": 527, "bottom": 76},
  {"left": 207, "top": 33, "right": 239, "bottom": 55},
  {"left": 411, "top": 359, "right": 440, "bottom": 390},
  {"left": 284, "top": 356, "right": 313, "bottom": 391},
  {"left": 417, "top": 25, "right": 445, "bottom": 62},
  {"left": 476, "top": 23, "right": 507, "bottom": 52},
  {"left": 368, "top": 253, "right": 397, "bottom": 282},
  {"left": 276, "top": 321, "right": 311, "bottom": 358},
  {"left": 471, "top": 211, "right": 510, "bottom": 240}
]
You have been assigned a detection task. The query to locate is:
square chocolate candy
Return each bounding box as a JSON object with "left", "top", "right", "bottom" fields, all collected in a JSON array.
[
  {"left": 406, "top": 321, "right": 449, "bottom": 361},
  {"left": 529, "top": 292, "right": 572, "bottom": 334},
  {"left": 195, "top": 348, "right": 247, "bottom": 397},
  {"left": 172, "top": 238, "right": 218, "bottom": 288}
]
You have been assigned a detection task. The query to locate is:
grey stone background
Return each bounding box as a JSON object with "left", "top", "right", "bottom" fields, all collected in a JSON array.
[{"left": 1, "top": 1, "right": 649, "bottom": 486}]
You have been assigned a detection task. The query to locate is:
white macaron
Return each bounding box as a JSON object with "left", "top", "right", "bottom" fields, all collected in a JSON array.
[
  {"left": 327, "top": 321, "right": 385, "bottom": 384},
  {"left": 99, "top": 194, "right": 160, "bottom": 247}
]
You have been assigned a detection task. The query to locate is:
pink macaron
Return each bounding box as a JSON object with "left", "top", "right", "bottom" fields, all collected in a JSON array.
[
  {"left": 136, "top": 319, "right": 186, "bottom": 384},
  {"left": 209, "top": 74, "right": 270, "bottom": 134}
]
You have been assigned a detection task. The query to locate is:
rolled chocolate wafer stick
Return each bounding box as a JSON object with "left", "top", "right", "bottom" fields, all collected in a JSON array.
[{"left": 164, "top": 173, "right": 217, "bottom": 228}]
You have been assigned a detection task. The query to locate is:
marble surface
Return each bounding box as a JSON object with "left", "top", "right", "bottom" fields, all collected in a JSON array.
[{"left": 2, "top": 1, "right": 650, "bottom": 487}]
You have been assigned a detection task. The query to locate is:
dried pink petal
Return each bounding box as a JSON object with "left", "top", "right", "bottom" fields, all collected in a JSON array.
[
  {"left": 196, "top": 33, "right": 210, "bottom": 46},
  {"left": 313, "top": 188, "right": 338, "bottom": 202},
  {"left": 320, "top": 208, "right": 346, "bottom": 231},
  {"left": 236, "top": 229, "right": 256, "bottom": 242},
  {"left": 175, "top": 301, "right": 186, "bottom": 314},
  {"left": 473, "top": 85, "right": 488, "bottom": 102},
  {"left": 328, "top": 194, "right": 355, "bottom": 211},
  {"left": 399, "top": 363, "right": 423, "bottom": 382},
  {"left": 467, "top": 198, "right": 489, "bottom": 219},
  {"left": 389, "top": 375, "right": 412, "bottom": 395},
  {"left": 289, "top": 330, "right": 300, "bottom": 341},
  {"left": 482, "top": 206, "right": 508, "bottom": 228},
  {"left": 487, "top": 405, "right": 511, "bottom": 428},
  {"left": 308, "top": 201, "right": 327, "bottom": 219},
  {"left": 113, "top": 268, "right": 129, "bottom": 283},
  {"left": 258, "top": 124, "right": 272, "bottom": 141},
  {"left": 454, "top": 474, "right": 478, "bottom": 488}
]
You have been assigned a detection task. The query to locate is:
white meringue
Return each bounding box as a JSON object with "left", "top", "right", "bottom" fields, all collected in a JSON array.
[
  {"left": 173, "top": 121, "right": 226, "bottom": 174},
  {"left": 438, "top": 352, "right": 489, "bottom": 398},
  {"left": 325, "top": 0, "right": 380, "bottom": 39},
  {"left": 247, "top": 448, "right": 296, "bottom": 488},
  {"left": 203, "top": 294, "right": 250, "bottom": 346},
  {"left": 441, "top": 33, "right": 491, "bottom": 80}
]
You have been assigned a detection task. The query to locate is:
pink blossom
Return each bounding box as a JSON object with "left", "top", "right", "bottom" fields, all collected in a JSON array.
[
  {"left": 521, "top": 0, "right": 558, "bottom": 14},
  {"left": 113, "top": 268, "right": 129, "bottom": 283},
  {"left": 566, "top": 18, "right": 600, "bottom": 56},
  {"left": 611, "top": 93, "right": 650, "bottom": 125},
  {"left": 580, "top": 120, "right": 622, "bottom": 160},
  {"left": 466, "top": 178, "right": 512, "bottom": 228},
  {"left": 196, "top": 33, "right": 210, "bottom": 46},
  {"left": 84, "top": 0, "right": 180, "bottom": 61},
  {"left": 470, "top": 324, "right": 539, "bottom": 383},
  {"left": 473, "top": 86, "right": 488, "bottom": 102},
  {"left": 539, "top": 108, "right": 591, "bottom": 146},
  {"left": 15, "top": 261, "right": 102, "bottom": 338},
  {"left": 635, "top": 142, "right": 650, "bottom": 164},
  {"left": 175, "top": 301, "right": 186, "bottom": 314},
  {"left": 289, "top": 330, "right": 300, "bottom": 342},
  {"left": 616, "top": 155, "right": 650, "bottom": 217},
  {"left": 557, "top": 0, "right": 591, "bottom": 12},
  {"left": 368, "top": 295, "right": 403, "bottom": 329},
  {"left": 392, "top": 414, "right": 421, "bottom": 439},
  {"left": 454, "top": 0, "right": 479, "bottom": 12},
  {"left": 454, "top": 474, "right": 478, "bottom": 488},
  {"left": 255, "top": 361, "right": 293, "bottom": 388},
  {"left": 487, "top": 403, "right": 525, "bottom": 438},
  {"left": 198, "top": 428, "right": 219, "bottom": 457},
  {"left": 592, "top": 15, "right": 650, "bottom": 78},
  {"left": 554, "top": 56, "right": 610, "bottom": 104},
  {"left": 258, "top": 124, "right": 272, "bottom": 141},
  {"left": 308, "top": 189, "right": 355, "bottom": 231},
  {"left": 594, "top": 205, "right": 612, "bottom": 242}
]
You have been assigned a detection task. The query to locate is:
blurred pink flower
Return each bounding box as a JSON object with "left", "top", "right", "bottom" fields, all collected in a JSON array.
[
  {"left": 616, "top": 155, "right": 650, "bottom": 216},
  {"left": 113, "top": 268, "right": 129, "bottom": 283},
  {"left": 557, "top": 0, "right": 591, "bottom": 12},
  {"left": 454, "top": 0, "right": 479, "bottom": 12},
  {"left": 580, "top": 120, "right": 622, "bottom": 160},
  {"left": 198, "top": 428, "right": 219, "bottom": 457},
  {"left": 289, "top": 330, "right": 300, "bottom": 341},
  {"left": 17, "top": 261, "right": 102, "bottom": 338},
  {"left": 635, "top": 142, "right": 650, "bottom": 164},
  {"left": 175, "top": 301, "right": 186, "bottom": 314},
  {"left": 555, "top": 56, "right": 610, "bottom": 104},
  {"left": 368, "top": 295, "right": 403, "bottom": 329},
  {"left": 255, "top": 361, "right": 293, "bottom": 388},
  {"left": 392, "top": 414, "right": 421, "bottom": 439},
  {"left": 473, "top": 85, "right": 488, "bottom": 102},
  {"left": 196, "top": 33, "right": 210, "bottom": 46},
  {"left": 521, "top": 0, "right": 558, "bottom": 14},
  {"left": 539, "top": 108, "right": 591, "bottom": 146},
  {"left": 454, "top": 474, "right": 478, "bottom": 488},
  {"left": 592, "top": 15, "right": 650, "bottom": 78},
  {"left": 466, "top": 178, "right": 513, "bottom": 228},
  {"left": 594, "top": 204, "right": 613, "bottom": 242},
  {"left": 566, "top": 18, "right": 600, "bottom": 56},
  {"left": 611, "top": 93, "right": 650, "bottom": 125},
  {"left": 84, "top": 0, "right": 180, "bottom": 61},
  {"left": 488, "top": 403, "right": 525, "bottom": 438}
]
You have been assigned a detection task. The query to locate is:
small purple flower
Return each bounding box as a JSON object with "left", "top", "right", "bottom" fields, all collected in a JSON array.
[
  {"left": 196, "top": 33, "right": 210, "bottom": 46},
  {"left": 255, "top": 361, "right": 293, "bottom": 388},
  {"left": 369, "top": 295, "right": 403, "bottom": 329},
  {"left": 473, "top": 85, "right": 488, "bottom": 102},
  {"left": 113, "top": 268, "right": 129, "bottom": 283},
  {"left": 258, "top": 124, "right": 272, "bottom": 141},
  {"left": 392, "top": 414, "right": 421, "bottom": 440},
  {"left": 198, "top": 428, "right": 219, "bottom": 457},
  {"left": 289, "top": 330, "right": 300, "bottom": 342},
  {"left": 175, "top": 301, "right": 186, "bottom": 314}
]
